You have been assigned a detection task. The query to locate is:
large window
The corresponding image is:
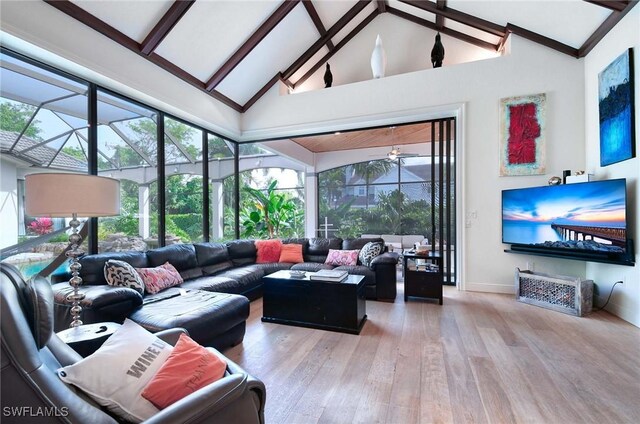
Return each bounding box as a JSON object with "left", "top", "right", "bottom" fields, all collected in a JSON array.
[
  {"left": 164, "top": 117, "right": 204, "bottom": 244},
  {"left": 319, "top": 159, "right": 429, "bottom": 238},
  {"left": 1, "top": 51, "right": 89, "bottom": 277},
  {"left": 208, "top": 134, "right": 236, "bottom": 241},
  {"left": 239, "top": 167, "right": 305, "bottom": 239},
  {"left": 318, "top": 119, "right": 457, "bottom": 284},
  {"left": 0, "top": 50, "right": 245, "bottom": 280},
  {"left": 96, "top": 90, "right": 159, "bottom": 252}
]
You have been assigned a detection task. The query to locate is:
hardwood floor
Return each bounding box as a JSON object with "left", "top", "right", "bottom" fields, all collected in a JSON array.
[{"left": 225, "top": 284, "right": 640, "bottom": 424}]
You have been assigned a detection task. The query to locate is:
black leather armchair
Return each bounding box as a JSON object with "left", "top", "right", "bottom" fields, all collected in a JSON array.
[{"left": 0, "top": 263, "right": 266, "bottom": 424}]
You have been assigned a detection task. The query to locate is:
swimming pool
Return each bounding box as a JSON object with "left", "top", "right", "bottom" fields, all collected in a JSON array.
[{"left": 11, "top": 260, "right": 69, "bottom": 280}]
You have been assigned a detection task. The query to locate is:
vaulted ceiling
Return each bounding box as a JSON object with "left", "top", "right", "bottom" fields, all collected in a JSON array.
[{"left": 44, "top": 0, "right": 637, "bottom": 114}]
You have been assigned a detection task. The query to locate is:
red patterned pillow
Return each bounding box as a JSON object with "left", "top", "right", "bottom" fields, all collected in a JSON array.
[
  {"left": 136, "top": 262, "right": 183, "bottom": 295},
  {"left": 255, "top": 239, "right": 283, "bottom": 263},
  {"left": 324, "top": 249, "right": 359, "bottom": 266}
]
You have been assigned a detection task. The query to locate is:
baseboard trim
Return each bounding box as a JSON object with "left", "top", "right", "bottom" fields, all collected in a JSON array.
[
  {"left": 594, "top": 294, "right": 640, "bottom": 328},
  {"left": 464, "top": 282, "right": 515, "bottom": 294}
]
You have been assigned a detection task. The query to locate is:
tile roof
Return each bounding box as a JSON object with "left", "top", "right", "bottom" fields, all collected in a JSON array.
[{"left": 0, "top": 130, "right": 86, "bottom": 170}]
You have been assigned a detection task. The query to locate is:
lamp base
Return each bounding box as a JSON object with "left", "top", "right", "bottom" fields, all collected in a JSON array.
[{"left": 66, "top": 214, "right": 85, "bottom": 328}]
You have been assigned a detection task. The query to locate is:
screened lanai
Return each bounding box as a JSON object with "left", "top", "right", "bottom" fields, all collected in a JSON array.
[{"left": 0, "top": 51, "right": 306, "bottom": 271}]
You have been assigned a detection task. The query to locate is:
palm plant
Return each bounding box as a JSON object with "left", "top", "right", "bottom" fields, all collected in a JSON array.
[{"left": 241, "top": 180, "right": 303, "bottom": 239}]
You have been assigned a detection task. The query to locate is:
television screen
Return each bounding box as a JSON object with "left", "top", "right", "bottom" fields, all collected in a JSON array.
[{"left": 502, "top": 179, "right": 627, "bottom": 254}]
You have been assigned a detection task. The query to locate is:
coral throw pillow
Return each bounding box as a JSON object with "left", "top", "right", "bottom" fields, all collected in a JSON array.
[
  {"left": 279, "top": 243, "right": 303, "bottom": 263},
  {"left": 255, "top": 239, "right": 283, "bottom": 263},
  {"left": 136, "top": 262, "right": 183, "bottom": 295},
  {"left": 141, "top": 333, "right": 227, "bottom": 409},
  {"left": 324, "top": 249, "right": 359, "bottom": 266}
]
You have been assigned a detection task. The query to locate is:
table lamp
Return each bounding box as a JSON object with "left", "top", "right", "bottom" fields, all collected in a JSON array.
[{"left": 25, "top": 173, "right": 120, "bottom": 328}]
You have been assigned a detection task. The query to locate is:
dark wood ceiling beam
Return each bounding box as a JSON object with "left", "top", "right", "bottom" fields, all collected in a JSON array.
[
  {"left": 140, "top": 0, "right": 195, "bottom": 55},
  {"left": 435, "top": 0, "right": 446, "bottom": 30},
  {"left": 579, "top": 0, "right": 638, "bottom": 57},
  {"left": 43, "top": 0, "right": 243, "bottom": 112},
  {"left": 497, "top": 30, "right": 511, "bottom": 53},
  {"left": 147, "top": 53, "right": 243, "bottom": 110},
  {"left": 294, "top": 10, "right": 380, "bottom": 88},
  {"left": 388, "top": 7, "right": 498, "bottom": 52},
  {"left": 583, "top": 0, "right": 629, "bottom": 12},
  {"left": 205, "top": 0, "right": 301, "bottom": 91},
  {"left": 283, "top": 0, "right": 372, "bottom": 80},
  {"left": 399, "top": 0, "right": 505, "bottom": 37},
  {"left": 506, "top": 24, "right": 579, "bottom": 57},
  {"left": 302, "top": 0, "right": 334, "bottom": 50},
  {"left": 243, "top": 1, "right": 372, "bottom": 111},
  {"left": 376, "top": 1, "right": 387, "bottom": 13}
]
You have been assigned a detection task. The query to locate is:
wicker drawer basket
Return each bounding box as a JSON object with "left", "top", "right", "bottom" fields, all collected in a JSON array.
[{"left": 515, "top": 269, "right": 593, "bottom": 316}]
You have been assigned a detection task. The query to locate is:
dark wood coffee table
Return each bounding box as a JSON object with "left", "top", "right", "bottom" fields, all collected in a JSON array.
[{"left": 262, "top": 270, "right": 366, "bottom": 334}]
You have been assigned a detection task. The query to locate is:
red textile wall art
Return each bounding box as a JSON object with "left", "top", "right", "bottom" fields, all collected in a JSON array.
[{"left": 500, "top": 93, "right": 546, "bottom": 176}]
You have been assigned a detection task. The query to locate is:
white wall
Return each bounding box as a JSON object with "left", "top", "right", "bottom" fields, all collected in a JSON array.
[
  {"left": 0, "top": 159, "right": 19, "bottom": 249},
  {"left": 0, "top": 0, "right": 242, "bottom": 139},
  {"left": 584, "top": 7, "right": 640, "bottom": 327},
  {"left": 245, "top": 33, "right": 587, "bottom": 293}
]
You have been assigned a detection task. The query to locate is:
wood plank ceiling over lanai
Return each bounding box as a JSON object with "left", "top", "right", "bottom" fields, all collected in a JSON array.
[{"left": 45, "top": 0, "right": 638, "bottom": 113}]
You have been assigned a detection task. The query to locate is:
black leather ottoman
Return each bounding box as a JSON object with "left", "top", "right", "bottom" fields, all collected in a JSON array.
[{"left": 128, "top": 288, "right": 250, "bottom": 350}]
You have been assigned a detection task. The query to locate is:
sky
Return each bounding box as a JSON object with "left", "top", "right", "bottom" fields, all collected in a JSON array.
[{"left": 502, "top": 179, "right": 626, "bottom": 225}]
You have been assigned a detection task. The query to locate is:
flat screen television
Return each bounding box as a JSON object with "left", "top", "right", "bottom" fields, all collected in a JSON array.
[{"left": 502, "top": 179, "right": 634, "bottom": 265}]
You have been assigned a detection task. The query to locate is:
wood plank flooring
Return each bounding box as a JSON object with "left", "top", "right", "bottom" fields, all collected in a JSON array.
[{"left": 225, "top": 284, "right": 640, "bottom": 424}]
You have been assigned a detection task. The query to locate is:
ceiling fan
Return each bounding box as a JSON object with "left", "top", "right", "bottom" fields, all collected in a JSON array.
[{"left": 387, "top": 146, "right": 418, "bottom": 160}]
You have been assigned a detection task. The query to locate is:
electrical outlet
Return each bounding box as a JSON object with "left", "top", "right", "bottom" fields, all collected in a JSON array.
[
  {"left": 621, "top": 275, "right": 626, "bottom": 284},
  {"left": 526, "top": 261, "right": 535, "bottom": 271}
]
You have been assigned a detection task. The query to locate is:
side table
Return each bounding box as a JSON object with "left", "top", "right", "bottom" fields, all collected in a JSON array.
[
  {"left": 57, "top": 322, "right": 121, "bottom": 357},
  {"left": 402, "top": 251, "right": 443, "bottom": 304}
]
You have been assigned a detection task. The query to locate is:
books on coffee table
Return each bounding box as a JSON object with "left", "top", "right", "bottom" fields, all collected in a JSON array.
[{"left": 309, "top": 270, "right": 348, "bottom": 282}]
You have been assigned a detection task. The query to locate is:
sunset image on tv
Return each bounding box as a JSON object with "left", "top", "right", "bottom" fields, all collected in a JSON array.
[{"left": 502, "top": 179, "right": 626, "bottom": 251}]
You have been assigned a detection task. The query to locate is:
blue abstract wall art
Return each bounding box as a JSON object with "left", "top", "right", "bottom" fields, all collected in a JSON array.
[{"left": 598, "top": 48, "right": 635, "bottom": 167}]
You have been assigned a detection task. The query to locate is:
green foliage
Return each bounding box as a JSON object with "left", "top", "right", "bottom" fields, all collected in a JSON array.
[
  {"left": 49, "top": 233, "right": 72, "bottom": 243},
  {"left": 166, "top": 175, "right": 203, "bottom": 215},
  {"left": 208, "top": 135, "right": 233, "bottom": 158},
  {"left": 165, "top": 216, "right": 191, "bottom": 242},
  {"left": 61, "top": 146, "right": 86, "bottom": 162},
  {"left": 169, "top": 214, "right": 202, "bottom": 242},
  {"left": 319, "top": 161, "right": 435, "bottom": 238},
  {"left": 240, "top": 180, "right": 303, "bottom": 239},
  {"left": 0, "top": 102, "right": 41, "bottom": 139},
  {"left": 100, "top": 215, "right": 139, "bottom": 238}
]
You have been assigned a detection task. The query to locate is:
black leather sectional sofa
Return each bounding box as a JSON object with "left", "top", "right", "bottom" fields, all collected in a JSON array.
[{"left": 52, "top": 237, "right": 398, "bottom": 350}]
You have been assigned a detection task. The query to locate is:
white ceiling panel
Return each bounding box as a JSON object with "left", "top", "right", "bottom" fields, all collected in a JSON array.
[
  {"left": 154, "top": 0, "right": 281, "bottom": 81},
  {"left": 331, "top": 2, "right": 378, "bottom": 46},
  {"left": 217, "top": 4, "right": 320, "bottom": 105},
  {"left": 314, "top": 0, "right": 359, "bottom": 29},
  {"left": 444, "top": 19, "right": 502, "bottom": 45},
  {"left": 388, "top": 0, "right": 437, "bottom": 22},
  {"left": 71, "top": 0, "right": 174, "bottom": 43},
  {"left": 448, "top": 0, "right": 611, "bottom": 48},
  {"left": 290, "top": 46, "right": 332, "bottom": 84}
]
